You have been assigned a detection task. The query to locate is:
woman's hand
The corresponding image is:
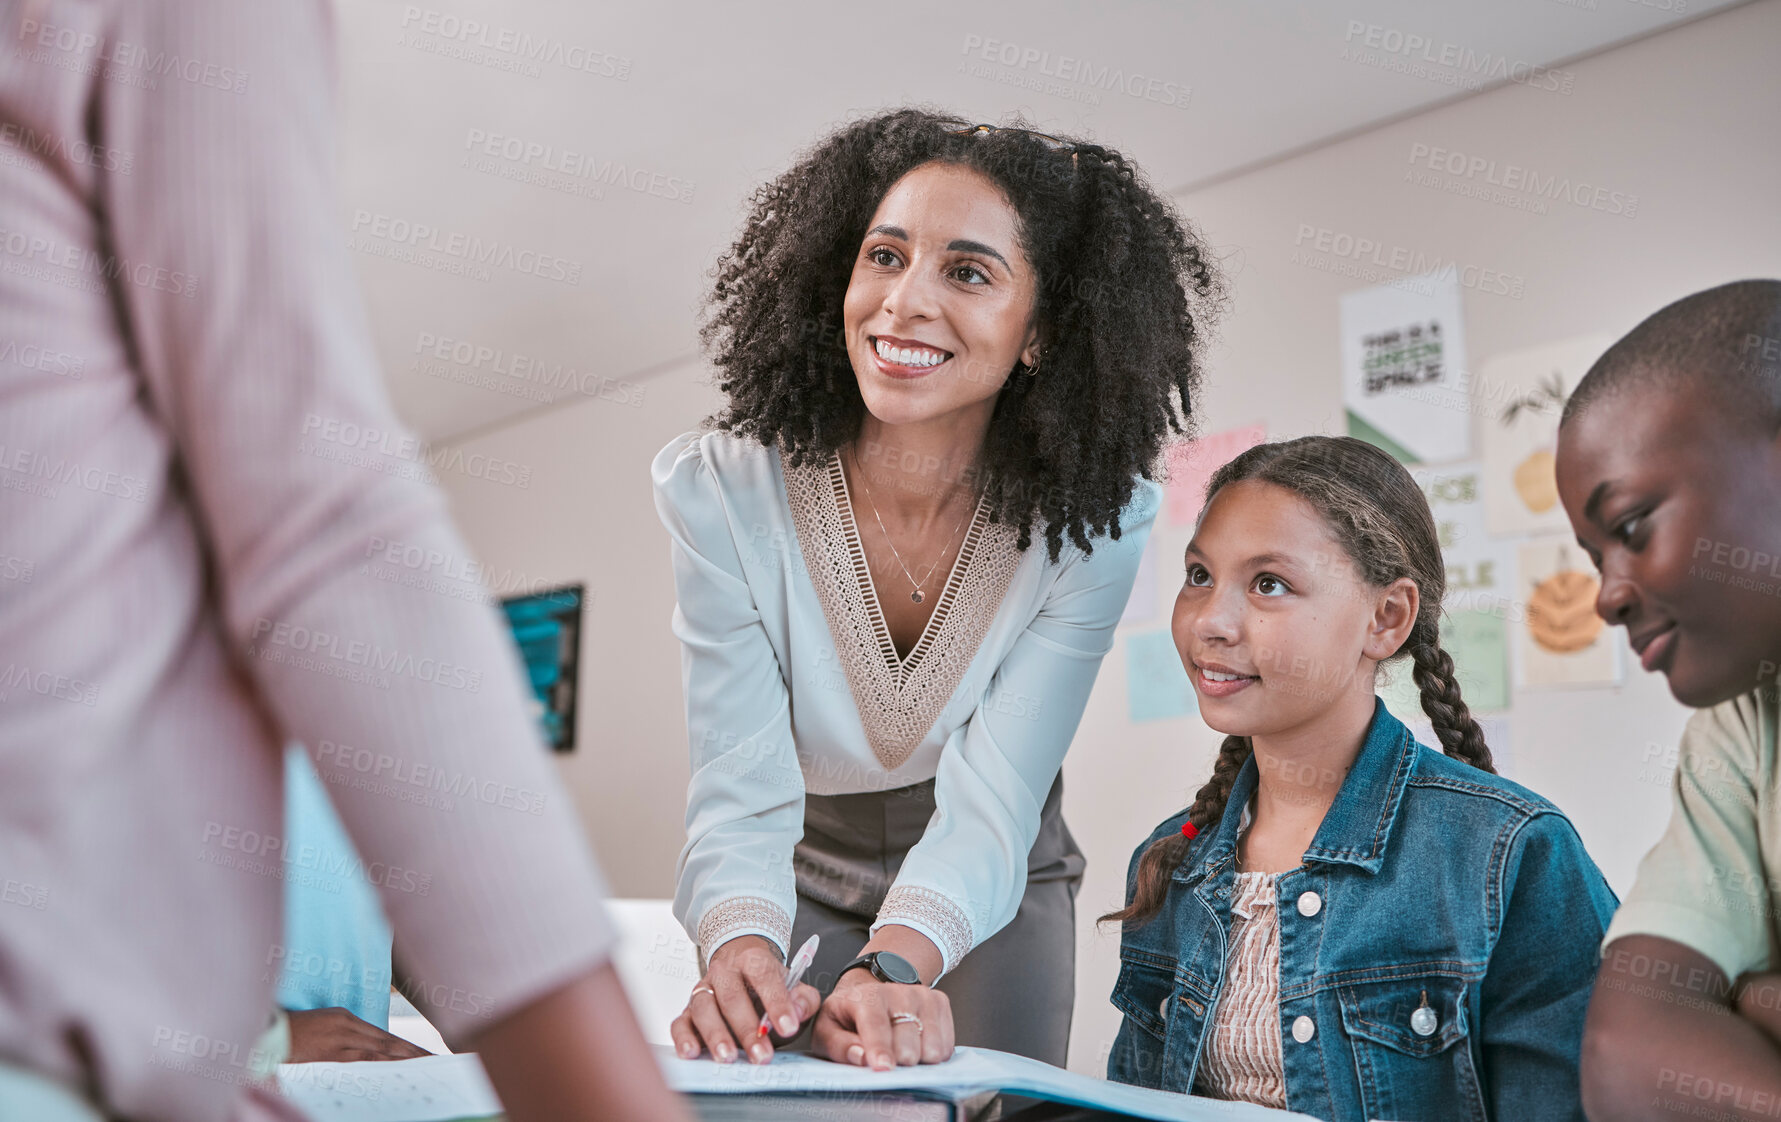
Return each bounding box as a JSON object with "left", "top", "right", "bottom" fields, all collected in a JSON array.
[
  {"left": 812, "top": 968, "right": 954, "bottom": 1070},
  {"left": 669, "top": 935, "right": 821, "bottom": 1065},
  {"left": 285, "top": 1007, "right": 432, "bottom": 1063}
]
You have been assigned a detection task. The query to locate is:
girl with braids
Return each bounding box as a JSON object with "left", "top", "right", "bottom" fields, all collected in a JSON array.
[
  {"left": 653, "top": 109, "right": 1217, "bottom": 1072},
  {"left": 1101, "top": 436, "right": 1616, "bottom": 1121}
]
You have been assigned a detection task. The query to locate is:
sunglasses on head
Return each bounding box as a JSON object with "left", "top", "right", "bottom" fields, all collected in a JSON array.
[{"left": 949, "top": 123, "right": 1078, "bottom": 156}]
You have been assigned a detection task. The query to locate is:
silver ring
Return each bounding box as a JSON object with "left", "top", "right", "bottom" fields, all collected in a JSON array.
[
  {"left": 890, "top": 1011, "right": 923, "bottom": 1032},
  {"left": 690, "top": 984, "right": 716, "bottom": 1002}
]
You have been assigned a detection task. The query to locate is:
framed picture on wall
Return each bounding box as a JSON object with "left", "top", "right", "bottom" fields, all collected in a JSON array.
[{"left": 500, "top": 584, "right": 584, "bottom": 753}]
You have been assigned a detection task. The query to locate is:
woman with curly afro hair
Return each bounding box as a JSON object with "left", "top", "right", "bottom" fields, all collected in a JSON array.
[{"left": 652, "top": 107, "right": 1222, "bottom": 1073}]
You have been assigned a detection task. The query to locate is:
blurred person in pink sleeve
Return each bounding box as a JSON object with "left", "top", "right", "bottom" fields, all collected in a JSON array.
[{"left": 0, "top": 1, "right": 689, "bottom": 1119}]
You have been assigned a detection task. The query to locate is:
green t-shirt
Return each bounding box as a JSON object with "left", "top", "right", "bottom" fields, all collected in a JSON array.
[{"left": 1604, "top": 686, "right": 1781, "bottom": 982}]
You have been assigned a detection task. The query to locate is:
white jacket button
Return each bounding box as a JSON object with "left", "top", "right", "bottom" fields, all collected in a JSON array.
[
  {"left": 1297, "top": 891, "right": 1322, "bottom": 917},
  {"left": 1411, "top": 1005, "right": 1438, "bottom": 1036},
  {"left": 1291, "top": 1015, "right": 1316, "bottom": 1043}
]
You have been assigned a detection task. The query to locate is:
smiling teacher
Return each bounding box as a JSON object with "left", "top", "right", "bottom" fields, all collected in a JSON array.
[{"left": 652, "top": 108, "right": 1221, "bottom": 1073}]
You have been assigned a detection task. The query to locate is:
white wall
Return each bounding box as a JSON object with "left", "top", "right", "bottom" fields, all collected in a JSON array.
[{"left": 429, "top": 1, "right": 1781, "bottom": 1074}]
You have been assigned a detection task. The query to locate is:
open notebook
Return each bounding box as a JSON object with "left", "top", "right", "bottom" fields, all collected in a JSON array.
[{"left": 277, "top": 1046, "right": 1315, "bottom": 1121}]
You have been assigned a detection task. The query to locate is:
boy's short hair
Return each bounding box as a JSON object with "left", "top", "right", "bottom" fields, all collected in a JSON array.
[{"left": 1561, "top": 279, "right": 1781, "bottom": 434}]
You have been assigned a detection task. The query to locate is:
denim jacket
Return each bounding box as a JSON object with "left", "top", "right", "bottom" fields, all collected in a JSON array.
[{"left": 1107, "top": 698, "right": 1618, "bottom": 1122}]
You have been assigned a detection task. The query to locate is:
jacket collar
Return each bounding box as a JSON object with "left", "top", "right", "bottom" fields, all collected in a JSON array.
[{"left": 1182, "top": 697, "right": 1417, "bottom": 881}]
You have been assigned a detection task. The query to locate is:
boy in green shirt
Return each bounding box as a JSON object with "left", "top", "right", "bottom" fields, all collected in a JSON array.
[{"left": 1557, "top": 279, "right": 1781, "bottom": 1121}]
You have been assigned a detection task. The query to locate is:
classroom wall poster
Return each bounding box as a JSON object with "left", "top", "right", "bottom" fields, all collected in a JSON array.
[
  {"left": 1477, "top": 334, "right": 1613, "bottom": 537},
  {"left": 1340, "top": 270, "right": 1469, "bottom": 463},
  {"left": 1163, "top": 424, "right": 1267, "bottom": 526},
  {"left": 1513, "top": 536, "right": 1624, "bottom": 688}
]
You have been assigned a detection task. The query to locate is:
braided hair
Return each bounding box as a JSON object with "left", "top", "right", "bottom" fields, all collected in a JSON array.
[
  {"left": 701, "top": 107, "right": 1224, "bottom": 561},
  {"left": 1101, "top": 436, "right": 1493, "bottom": 928}
]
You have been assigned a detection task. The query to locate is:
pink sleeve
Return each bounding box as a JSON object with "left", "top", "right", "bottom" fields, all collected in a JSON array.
[{"left": 91, "top": 0, "right": 615, "bottom": 1044}]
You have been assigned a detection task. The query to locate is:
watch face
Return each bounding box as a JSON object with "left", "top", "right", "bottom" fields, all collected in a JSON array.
[{"left": 874, "top": 951, "right": 921, "bottom": 985}]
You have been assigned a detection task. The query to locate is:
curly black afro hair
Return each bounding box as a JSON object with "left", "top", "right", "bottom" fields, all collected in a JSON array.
[{"left": 701, "top": 107, "right": 1224, "bottom": 560}]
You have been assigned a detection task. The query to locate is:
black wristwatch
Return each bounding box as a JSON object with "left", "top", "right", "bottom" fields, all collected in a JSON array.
[{"left": 838, "top": 950, "right": 923, "bottom": 986}]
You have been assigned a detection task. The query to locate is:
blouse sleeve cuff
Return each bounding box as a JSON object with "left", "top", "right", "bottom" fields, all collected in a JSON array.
[
  {"left": 697, "top": 896, "right": 794, "bottom": 962},
  {"left": 873, "top": 886, "right": 976, "bottom": 979}
]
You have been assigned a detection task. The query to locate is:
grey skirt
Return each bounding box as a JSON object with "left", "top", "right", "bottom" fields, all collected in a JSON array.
[{"left": 788, "top": 775, "right": 1085, "bottom": 1066}]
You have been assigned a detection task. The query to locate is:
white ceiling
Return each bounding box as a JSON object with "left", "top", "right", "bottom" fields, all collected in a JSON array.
[{"left": 332, "top": 0, "right": 1742, "bottom": 443}]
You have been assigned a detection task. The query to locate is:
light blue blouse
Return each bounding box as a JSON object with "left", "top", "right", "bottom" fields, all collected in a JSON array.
[
  {"left": 276, "top": 744, "right": 394, "bottom": 1027},
  {"left": 651, "top": 430, "right": 1159, "bottom": 975}
]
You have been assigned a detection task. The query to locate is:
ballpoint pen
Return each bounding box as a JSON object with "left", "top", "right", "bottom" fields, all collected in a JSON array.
[{"left": 759, "top": 933, "right": 820, "bottom": 1037}]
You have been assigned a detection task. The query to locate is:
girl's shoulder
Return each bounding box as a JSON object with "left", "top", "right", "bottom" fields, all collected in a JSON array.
[{"left": 1404, "top": 738, "right": 1567, "bottom": 824}]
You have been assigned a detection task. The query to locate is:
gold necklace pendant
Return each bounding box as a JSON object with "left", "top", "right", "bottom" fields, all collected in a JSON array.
[{"left": 847, "top": 447, "right": 974, "bottom": 611}]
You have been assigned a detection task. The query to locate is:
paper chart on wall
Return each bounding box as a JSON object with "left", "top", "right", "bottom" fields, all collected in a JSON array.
[
  {"left": 1164, "top": 424, "right": 1267, "bottom": 526},
  {"left": 1513, "top": 536, "right": 1623, "bottom": 688},
  {"left": 1476, "top": 334, "right": 1612, "bottom": 537},
  {"left": 1412, "top": 460, "right": 1517, "bottom": 620},
  {"left": 1381, "top": 608, "right": 1511, "bottom": 730},
  {"left": 1340, "top": 270, "right": 1469, "bottom": 463},
  {"left": 1379, "top": 462, "right": 1511, "bottom": 727}
]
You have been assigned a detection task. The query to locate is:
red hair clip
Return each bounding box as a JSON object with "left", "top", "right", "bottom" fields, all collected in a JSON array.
[{"left": 1181, "top": 821, "right": 1199, "bottom": 840}]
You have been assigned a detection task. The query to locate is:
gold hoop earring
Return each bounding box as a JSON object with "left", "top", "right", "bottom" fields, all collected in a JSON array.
[{"left": 1025, "top": 353, "right": 1043, "bottom": 377}]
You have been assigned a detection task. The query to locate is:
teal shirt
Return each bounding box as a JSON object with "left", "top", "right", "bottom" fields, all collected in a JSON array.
[{"left": 275, "top": 745, "right": 394, "bottom": 1027}]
